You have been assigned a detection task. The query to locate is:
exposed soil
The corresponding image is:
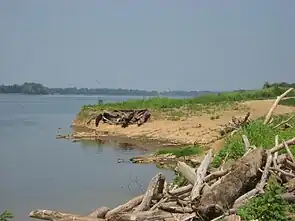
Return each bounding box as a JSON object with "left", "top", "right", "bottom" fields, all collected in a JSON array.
[{"left": 71, "top": 99, "right": 295, "bottom": 152}]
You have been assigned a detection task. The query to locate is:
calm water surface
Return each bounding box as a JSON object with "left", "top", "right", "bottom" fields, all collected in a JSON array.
[{"left": 0, "top": 94, "right": 173, "bottom": 221}]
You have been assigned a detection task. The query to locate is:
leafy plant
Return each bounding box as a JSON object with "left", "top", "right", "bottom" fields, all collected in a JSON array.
[
  {"left": 0, "top": 211, "right": 13, "bottom": 221},
  {"left": 237, "top": 178, "right": 293, "bottom": 221}
]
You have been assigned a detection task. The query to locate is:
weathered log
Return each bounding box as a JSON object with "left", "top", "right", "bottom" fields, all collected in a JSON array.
[
  {"left": 135, "top": 173, "right": 165, "bottom": 212},
  {"left": 168, "top": 184, "right": 192, "bottom": 196},
  {"left": 106, "top": 210, "right": 195, "bottom": 221},
  {"left": 107, "top": 210, "right": 170, "bottom": 221},
  {"left": 204, "top": 169, "right": 230, "bottom": 183},
  {"left": 281, "top": 191, "right": 295, "bottom": 203},
  {"left": 159, "top": 203, "right": 193, "bottom": 213},
  {"left": 88, "top": 206, "right": 110, "bottom": 218},
  {"left": 269, "top": 137, "right": 295, "bottom": 153},
  {"left": 191, "top": 149, "right": 212, "bottom": 201},
  {"left": 29, "top": 210, "right": 103, "bottom": 221},
  {"left": 197, "top": 148, "right": 267, "bottom": 220},
  {"left": 176, "top": 162, "right": 197, "bottom": 184},
  {"left": 264, "top": 87, "right": 294, "bottom": 124},
  {"left": 232, "top": 151, "right": 272, "bottom": 209},
  {"left": 105, "top": 195, "right": 144, "bottom": 218}
]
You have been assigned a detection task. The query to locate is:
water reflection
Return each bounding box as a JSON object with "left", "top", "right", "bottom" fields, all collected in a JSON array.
[{"left": 80, "top": 140, "right": 104, "bottom": 154}]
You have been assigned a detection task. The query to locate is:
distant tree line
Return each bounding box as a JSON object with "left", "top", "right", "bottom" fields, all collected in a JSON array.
[
  {"left": 263, "top": 81, "right": 295, "bottom": 89},
  {"left": 0, "top": 82, "right": 214, "bottom": 97},
  {"left": 1, "top": 81, "right": 292, "bottom": 96}
]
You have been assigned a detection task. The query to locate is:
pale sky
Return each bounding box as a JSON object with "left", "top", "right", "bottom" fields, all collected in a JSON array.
[{"left": 1, "top": 0, "right": 294, "bottom": 91}]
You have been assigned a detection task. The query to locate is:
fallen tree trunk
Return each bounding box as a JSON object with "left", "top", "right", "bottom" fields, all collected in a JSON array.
[
  {"left": 196, "top": 148, "right": 267, "bottom": 220},
  {"left": 105, "top": 195, "right": 144, "bottom": 218},
  {"left": 29, "top": 210, "right": 104, "bottom": 221},
  {"left": 176, "top": 162, "right": 197, "bottom": 184},
  {"left": 106, "top": 210, "right": 195, "bottom": 221},
  {"left": 191, "top": 149, "right": 212, "bottom": 201},
  {"left": 135, "top": 173, "right": 165, "bottom": 212},
  {"left": 264, "top": 88, "right": 294, "bottom": 124}
]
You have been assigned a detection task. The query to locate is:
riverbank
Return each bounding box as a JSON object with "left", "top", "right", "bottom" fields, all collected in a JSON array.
[{"left": 71, "top": 98, "right": 295, "bottom": 151}]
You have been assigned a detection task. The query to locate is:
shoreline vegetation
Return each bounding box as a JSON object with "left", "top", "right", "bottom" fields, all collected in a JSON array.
[
  {"left": 70, "top": 84, "right": 295, "bottom": 150},
  {"left": 33, "top": 86, "right": 295, "bottom": 220}
]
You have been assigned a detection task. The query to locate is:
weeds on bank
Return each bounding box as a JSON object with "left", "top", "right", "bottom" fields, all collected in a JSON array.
[
  {"left": 0, "top": 211, "right": 13, "bottom": 221},
  {"left": 212, "top": 113, "right": 295, "bottom": 168},
  {"left": 237, "top": 177, "right": 295, "bottom": 221},
  {"left": 78, "top": 87, "right": 295, "bottom": 120},
  {"left": 155, "top": 146, "right": 201, "bottom": 158},
  {"left": 280, "top": 98, "right": 295, "bottom": 107}
]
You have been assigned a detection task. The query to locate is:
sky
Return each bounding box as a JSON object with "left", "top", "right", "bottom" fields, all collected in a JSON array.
[{"left": 0, "top": 0, "right": 294, "bottom": 91}]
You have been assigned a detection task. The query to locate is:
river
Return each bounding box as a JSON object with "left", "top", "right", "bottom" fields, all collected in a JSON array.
[{"left": 0, "top": 94, "right": 174, "bottom": 221}]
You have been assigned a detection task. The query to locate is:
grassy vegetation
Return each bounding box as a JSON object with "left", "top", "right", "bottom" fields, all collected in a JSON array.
[
  {"left": 211, "top": 112, "right": 295, "bottom": 219},
  {"left": 212, "top": 113, "right": 295, "bottom": 168},
  {"left": 80, "top": 87, "right": 291, "bottom": 111},
  {"left": 237, "top": 177, "right": 295, "bottom": 221},
  {"left": 77, "top": 87, "right": 295, "bottom": 121},
  {"left": 0, "top": 211, "right": 13, "bottom": 221},
  {"left": 155, "top": 146, "right": 201, "bottom": 158},
  {"left": 280, "top": 98, "right": 295, "bottom": 107}
]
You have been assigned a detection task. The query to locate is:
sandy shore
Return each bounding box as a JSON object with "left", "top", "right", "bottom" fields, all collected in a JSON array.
[{"left": 71, "top": 100, "right": 295, "bottom": 151}]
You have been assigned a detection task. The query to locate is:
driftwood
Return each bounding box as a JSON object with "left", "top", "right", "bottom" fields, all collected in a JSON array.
[
  {"left": 135, "top": 173, "right": 165, "bottom": 212},
  {"left": 191, "top": 149, "right": 212, "bottom": 201},
  {"left": 30, "top": 135, "right": 295, "bottom": 221},
  {"left": 87, "top": 109, "right": 151, "bottom": 128},
  {"left": 264, "top": 87, "right": 294, "bottom": 124},
  {"left": 197, "top": 148, "right": 266, "bottom": 220},
  {"left": 88, "top": 207, "right": 110, "bottom": 218},
  {"left": 29, "top": 210, "right": 104, "bottom": 221},
  {"left": 219, "top": 112, "right": 251, "bottom": 136},
  {"left": 105, "top": 195, "right": 144, "bottom": 218}
]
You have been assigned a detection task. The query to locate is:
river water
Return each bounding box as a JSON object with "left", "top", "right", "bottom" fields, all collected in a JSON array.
[{"left": 0, "top": 94, "right": 174, "bottom": 221}]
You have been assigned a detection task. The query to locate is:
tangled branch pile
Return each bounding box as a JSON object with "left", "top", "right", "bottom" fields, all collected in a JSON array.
[
  {"left": 219, "top": 112, "right": 251, "bottom": 136},
  {"left": 29, "top": 136, "right": 295, "bottom": 221},
  {"left": 86, "top": 109, "right": 151, "bottom": 128}
]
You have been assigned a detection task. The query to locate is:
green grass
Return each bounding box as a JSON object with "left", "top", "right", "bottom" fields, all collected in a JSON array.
[
  {"left": 0, "top": 211, "right": 13, "bottom": 221},
  {"left": 237, "top": 177, "right": 295, "bottom": 221},
  {"left": 81, "top": 87, "right": 293, "bottom": 111},
  {"left": 280, "top": 98, "right": 295, "bottom": 107},
  {"left": 212, "top": 113, "right": 295, "bottom": 168},
  {"left": 155, "top": 146, "right": 201, "bottom": 158},
  {"left": 78, "top": 87, "right": 295, "bottom": 120}
]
